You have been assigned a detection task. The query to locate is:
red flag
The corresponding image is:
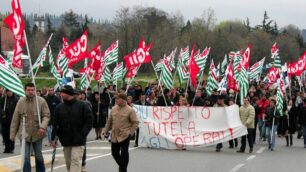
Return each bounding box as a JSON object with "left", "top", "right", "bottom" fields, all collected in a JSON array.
[
  {"left": 267, "top": 66, "right": 280, "bottom": 84},
  {"left": 288, "top": 52, "right": 306, "bottom": 77},
  {"left": 126, "top": 64, "right": 141, "bottom": 79},
  {"left": 226, "top": 61, "right": 238, "bottom": 92},
  {"left": 124, "top": 38, "right": 153, "bottom": 68},
  {"left": 241, "top": 45, "right": 251, "bottom": 70},
  {"left": 188, "top": 44, "right": 200, "bottom": 87},
  {"left": 93, "top": 51, "right": 105, "bottom": 81},
  {"left": 4, "top": 0, "right": 25, "bottom": 68},
  {"left": 80, "top": 42, "right": 101, "bottom": 75},
  {"left": 65, "top": 30, "right": 88, "bottom": 67},
  {"left": 271, "top": 42, "right": 279, "bottom": 56}
]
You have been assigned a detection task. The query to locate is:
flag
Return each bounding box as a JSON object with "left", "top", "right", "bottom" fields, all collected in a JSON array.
[
  {"left": 241, "top": 45, "right": 251, "bottom": 70},
  {"left": 80, "top": 73, "right": 91, "bottom": 90},
  {"left": 226, "top": 61, "right": 238, "bottom": 92},
  {"left": 4, "top": 0, "right": 25, "bottom": 68},
  {"left": 221, "top": 54, "right": 228, "bottom": 75},
  {"left": 160, "top": 60, "right": 173, "bottom": 89},
  {"left": 0, "top": 55, "right": 25, "bottom": 97},
  {"left": 113, "top": 62, "right": 123, "bottom": 86},
  {"left": 104, "top": 40, "right": 119, "bottom": 66},
  {"left": 288, "top": 52, "right": 306, "bottom": 77},
  {"left": 206, "top": 60, "right": 219, "bottom": 96},
  {"left": 56, "top": 37, "right": 69, "bottom": 77},
  {"left": 101, "top": 67, "right": 112, "bottom": 85},
  {"left": 271, "top": 42, "right": 281, "bottom": 69},
  {"left": 266, "top": 66, "right": 280, "bottom": 85},
  {"left": 32, "top": 34, "right": 53, "bottom": 74},
  {"left": 237, "top": 65, "right": 249, "bottom": 105},
  {"left": 196, "top": 47, "right": 210, "bottom": 72},
  {"left": 276, "top": 78, "right": 284, "bottom": 116},
  {"left": 188, "top": 45, "right": 200, "bottom": 87},
  {"left": 155, "top": 55, "right": 166, "bottom": 72},
  {"left": 65, "top": 30, "right": 88, "bottom": 67},
  {"left": 232, "top": 51, "right": 242, "bottom": 79},
  {"left": 48, "top": 47, "right": 62, "bottom": 85},
  {"left": 249, "top": 57, "right": 266, "bottom": 81},
  {"left": 80, "top": 42, "right": 101, "bottom": 74},
  {"left": 125, "top": 64, "right": 140, "bottom": 79},
  {"left": 176, "top": 47, "right": 190, "bottom": 84},
  {"left": 124, "top": 38, "right": 153, "bottom": 68},
  {"left": 93, "top": 51, "right": 105, "bottom": 81},
  {"left": 58, "top": 56, "right": 69, "bottom": 78}
]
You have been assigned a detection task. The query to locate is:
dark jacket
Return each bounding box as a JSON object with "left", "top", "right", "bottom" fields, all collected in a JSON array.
[
  {"left": 156, "top": 96, "right": 172, "bottom": 106},
  {"left": 134, "top": 99, "right": 150, "bottom": 106},
  {"left": 0, "top": 95, "right": 19, "bottom": 124},
  {"left": 52, "top": 98, "right": 93, "bottom": 146},
  {"left": 192, "top": 97, "right": 205, "bottom": 106},
  {"left": 264, "top": 106, "right": 280, "bottom": 127},
  {"left": 45, "top": 94, "right": 61, "bottom": 125},
  {"left": 298, "top": 104, "right": 306, "bottom": 125}
]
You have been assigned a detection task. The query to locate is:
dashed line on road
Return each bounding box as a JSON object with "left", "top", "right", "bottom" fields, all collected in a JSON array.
[
  {"left": 230, "top": 163, "right": 244, "bottom": 172},
  {"left": 256, "top": 147, "right": 265, "bottom": 154},
  {"left": 246, "top": 155, "right": 256, "bottom": 161}
]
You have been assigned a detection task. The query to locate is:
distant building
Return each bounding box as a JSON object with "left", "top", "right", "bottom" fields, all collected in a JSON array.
[
  {"left": 302, "top": 29, "right": 306, "bottom": 43},
  {"left": 34, "top": 14, "right": 45, "bottom": 32}
]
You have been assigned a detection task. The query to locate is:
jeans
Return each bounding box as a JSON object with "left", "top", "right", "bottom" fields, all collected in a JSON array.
[
  {"left": 258, "top": 118, "right": 266, "bottom": 139},
  {"left": 111, "top": 137, "right": 130, "bottom": 172},
  {"left": 46, "top": 126, "right": 52, "bottom": 144},
  {"left": 303, "top": 125, "right": 306, "bottom": 146},
  {"left": 266, "top": 125, "right": 278, "bottom": 150},
  {"left": 23, "top": 139, "right": 45, "bottom": 172}
]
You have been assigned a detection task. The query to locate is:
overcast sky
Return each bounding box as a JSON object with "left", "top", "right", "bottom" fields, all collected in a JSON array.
[{"left": 1, "top": 0, "right": 305, "bottom": 29}]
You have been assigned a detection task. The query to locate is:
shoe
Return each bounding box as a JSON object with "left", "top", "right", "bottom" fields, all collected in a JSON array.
[
  {"left": 249, "top": 148, "right": 253, "bottom": 153},
  {"left": 216, "top": 149, "right": 221, "bottom": 152},
  {"left": 134, "top": 144, "right": 138, "bottom": 147},
  {"left": 304, "top": 145, "right": 306, "bottom": 148},
  {"left": 270, "top": 148, "right": 274, "bottom": 151},
  {"left": 236, "top": 150, "right": 245, "bottom": 153},
  {"left": 81, "top": 166, "right": 86, "bottom": 172},
  {"left": 3, "top": 150, "right": 13, "bottom": 153},
  {"left": 229, "top": 146, "right": 234, "bottom": 149}
]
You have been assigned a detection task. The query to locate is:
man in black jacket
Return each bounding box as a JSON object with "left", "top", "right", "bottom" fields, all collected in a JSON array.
[
  {"left": 298, "top": 98, "right": 306, "bottom": 148},
  {"left": 0, "top": 90, "right": 18, "bottom": 153},
  {"left": 51, "top": 85, "right": 93, "bottom": 172}
]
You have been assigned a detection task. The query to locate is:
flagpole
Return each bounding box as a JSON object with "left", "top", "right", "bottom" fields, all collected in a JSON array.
[
  {"left": 185, "top": 78, "right": 190, "bottom": 98},
  {"left": 151, "top": 61, "right": 168, "bottom": 106},
  {"left": 24, "top": 30, "right": 42, "bottom": 127}
]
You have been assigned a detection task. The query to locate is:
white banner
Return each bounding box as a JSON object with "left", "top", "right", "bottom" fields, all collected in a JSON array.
[{"left": 133, "top": 105, "right": 248, "bottom": 149}]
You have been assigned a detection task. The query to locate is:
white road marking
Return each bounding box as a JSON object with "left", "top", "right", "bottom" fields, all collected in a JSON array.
[
  {"left": 230, "top": 163, "right": 245, "bottom": 172},
  {"left": 246, "top": 155, "right": 256, "bottom": 161},
  {"left": 256, "top": 147, "right": 265, "bottom": 154}
]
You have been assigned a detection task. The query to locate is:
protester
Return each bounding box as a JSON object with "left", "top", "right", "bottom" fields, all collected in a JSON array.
[
  {"left": 264, "top": 98, "right": 280, "bottom": 151},
  {"left": 10, "top": 83, "right": 50, "bottom": 171},
  {"left": 214, "top": 95, "right": 227, "bottom": 152},
  {"left": 237, "top": 97, "right": 255, "bottom": 153},
  {"left": 298, "top": 98, "right": 306, "bottom": 148},
  {"left": 0, "top": 90, "right": 18, "bottom": 153},
  {"left": 45, "top": 87, "right": 61, "bottom": 146},
  {"left": 103, "top": 93, "right": 139, "bottom": 172},
  {"left": 51, "top": 85, "right": 93, "bottom": 172}
]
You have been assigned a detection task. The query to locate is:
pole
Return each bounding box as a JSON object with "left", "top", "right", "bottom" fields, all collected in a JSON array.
[
  {"left": 270, "top": 107, "right": 277, "bottom": 149},
  {"left": 20, "top": 115, "right": 26, "bottom": 172},
  {"left": 50, "top": 137, "right": 57, "bottom": 172},
  {"left": 151, "top": 61, "right": 168, "bottom": 106},
  {"left": 23, "top": 31, "right": 41, "bottom": 127}
]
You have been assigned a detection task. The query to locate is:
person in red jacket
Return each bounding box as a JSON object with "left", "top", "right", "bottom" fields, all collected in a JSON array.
[{"left": 257, "top": 94, "right": 270, "bottom": 141}]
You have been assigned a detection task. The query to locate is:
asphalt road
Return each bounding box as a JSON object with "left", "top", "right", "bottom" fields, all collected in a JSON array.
[{"left": 1, "top": 130, "right": 305, "bottom": 172}]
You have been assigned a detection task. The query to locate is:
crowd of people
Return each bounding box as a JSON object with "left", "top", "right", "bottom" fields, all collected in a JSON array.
[{"left": 0, "top": 78, "right": 305, "bottom": 172}]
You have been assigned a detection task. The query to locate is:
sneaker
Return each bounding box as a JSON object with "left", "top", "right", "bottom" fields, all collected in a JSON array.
[
  {"left": 249, "top": 148, "right": 253, "bottom": 153},
  {"left": 236, "top": 150, "right": 245, "bottom": 153},
  {"left": 216, "top": 148, "right": 221, "bottom": 152}
]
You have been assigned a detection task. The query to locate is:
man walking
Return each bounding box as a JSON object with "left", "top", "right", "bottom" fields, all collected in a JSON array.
[
  {"left": 237, "top": 97, "right": 255, "bottom": 153},
  {"left": 1, "top": 89, "right": 18, "bottom": 153},
  {"left": 103, "top": 93, "right": 139, "bottom": 172},
  {"left": 10, "top": 83, "right": 50, "bottom": 172},
  {"left": 51, "top": 85, "right": 93, "bottom": 172}
]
